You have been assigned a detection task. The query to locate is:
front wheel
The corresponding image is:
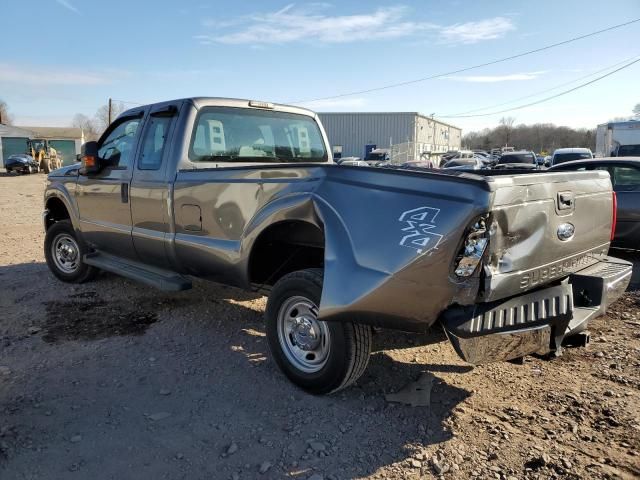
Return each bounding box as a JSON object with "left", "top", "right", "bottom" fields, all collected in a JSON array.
[
  {"left": 44, "top": 220, "right": 97, "bottom": 283},
  {"left": 265, "top": 269, "right": 372, "bottom": 394}
]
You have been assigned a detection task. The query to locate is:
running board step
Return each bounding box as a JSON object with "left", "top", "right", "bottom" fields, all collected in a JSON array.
[{"left": 84, "top": 252, "right": 192, "bottom": 291}]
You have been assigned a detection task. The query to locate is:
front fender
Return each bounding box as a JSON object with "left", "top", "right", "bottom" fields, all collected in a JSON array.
[{"left": 44, "top": 183, "right": 79, "bottom": 231}]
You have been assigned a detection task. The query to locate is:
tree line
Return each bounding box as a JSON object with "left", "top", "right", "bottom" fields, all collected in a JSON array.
[
  {"left": 462, "top": 117, "right": 597, "bottom": 155},
  {"left": 464, "top": 105, "right": 640, "bottom": 154}
]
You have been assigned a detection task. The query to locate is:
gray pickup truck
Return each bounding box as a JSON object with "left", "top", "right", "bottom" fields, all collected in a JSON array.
[{"left": 43, "top": 97, "right": 632, "bottom": 394}]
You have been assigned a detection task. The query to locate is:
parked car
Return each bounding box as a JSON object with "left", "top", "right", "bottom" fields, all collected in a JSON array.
[
  {"left": 364, "top": 148, "right": 389, "bottom": 165},
  {"left": 442, "top": 158, "right": 484, "bottom": 170},
  {"left": 551, "top": 148, "right": 593, "bottom": 166},
  {"left": 4, "top": 154, "right": 39, "bottom": 174},
  {"left": 550, "top": 158, "right": 640, "bottom": 250},
  {"left": 42, "top": 97, "right": 631, "bottom": 394},
  {"left": 492, "top": 150, "right": 538, "bottom": 170},
  {"left": 400, "top": 160, "right": 435, "bottom": 169}
]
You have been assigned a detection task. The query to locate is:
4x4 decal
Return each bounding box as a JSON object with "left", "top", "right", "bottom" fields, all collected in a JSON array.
[{"left": 398, "top": 207, "right": 443, "bottom": 254}]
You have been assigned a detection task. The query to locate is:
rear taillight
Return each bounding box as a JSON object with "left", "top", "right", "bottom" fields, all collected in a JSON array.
[
  {"left": 454, "top": 216, "right": 489, "bottom": 277},
  {"left": 611, "top": 191, "right": 617, "bottom": 241}
]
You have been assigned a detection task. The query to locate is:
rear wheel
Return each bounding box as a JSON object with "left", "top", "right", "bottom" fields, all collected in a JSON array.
[
  {"left": 265, "top": 269, "right": 372, "bottom": 394},
  {"left": 44, "top": 220, "right": 97, "bottom": 283}
]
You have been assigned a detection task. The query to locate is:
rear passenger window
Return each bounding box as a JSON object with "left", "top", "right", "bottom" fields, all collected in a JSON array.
[
  {"left": 139, "top": 116, "right": 172, "bottom": 170},
  {"left": 612, "top": 166, "right": 640, "bottom": 191},
  {"left": 189, "top": 107, "right": 327, "bottom": 163}
]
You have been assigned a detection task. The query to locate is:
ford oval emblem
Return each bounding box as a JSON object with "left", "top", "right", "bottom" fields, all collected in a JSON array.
[{"left": 557, "top": 223, "right": 575, "bottom": 241}]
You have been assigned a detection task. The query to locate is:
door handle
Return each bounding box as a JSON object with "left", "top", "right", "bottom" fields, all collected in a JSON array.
[{"left": 121, "top": 183, "right": 129, "bottom": 203}]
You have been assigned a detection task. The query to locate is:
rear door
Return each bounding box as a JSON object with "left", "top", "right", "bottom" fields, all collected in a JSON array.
[
  {"left": 611, "top": 164, "right": 640, "bottom": 247},
  {"left": 129, "top": 102, "right": 180, "bottom": 268},
  {"left": 76, "top": 111, "right": 146, "bottom": 258}
]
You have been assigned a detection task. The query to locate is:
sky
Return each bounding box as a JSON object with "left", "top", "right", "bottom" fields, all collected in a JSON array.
[{"left": 1, "top": 0, "right": 639, "bottom": 133}]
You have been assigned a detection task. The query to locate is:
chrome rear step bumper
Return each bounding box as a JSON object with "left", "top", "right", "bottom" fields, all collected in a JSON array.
[{"left": 441, "top": 256, "right": 632, "bottom": 365}]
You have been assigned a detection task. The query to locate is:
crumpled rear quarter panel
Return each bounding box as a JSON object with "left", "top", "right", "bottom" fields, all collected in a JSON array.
[{"left": 315, "top": 167, "right": 492, "bottom": 330}]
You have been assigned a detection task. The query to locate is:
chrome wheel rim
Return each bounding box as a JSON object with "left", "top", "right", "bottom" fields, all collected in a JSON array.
[
  {"left": 52, "top": 233, "right": 80, "bottom": 274},
  {"left": 277, "top": 296, "right": 330, "bottom": 373}
]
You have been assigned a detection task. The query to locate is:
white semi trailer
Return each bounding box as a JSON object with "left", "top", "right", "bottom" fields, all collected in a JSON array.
[{"left": 595, "top": 120, "right": 640, "bottom": 157}]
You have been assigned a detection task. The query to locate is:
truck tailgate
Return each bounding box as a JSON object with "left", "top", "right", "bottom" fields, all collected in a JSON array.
[{"left": 483, "top": 170, "right": 613, "bottom": 301}]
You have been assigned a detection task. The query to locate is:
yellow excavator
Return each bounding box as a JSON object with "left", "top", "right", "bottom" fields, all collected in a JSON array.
[{"left": 27, "top": 139, "right": 62, "bottom": 174}]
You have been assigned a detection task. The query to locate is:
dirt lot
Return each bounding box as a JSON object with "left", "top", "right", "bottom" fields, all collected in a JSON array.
[{"left": 1, "top": 172, "right": 639, "bottom": 480}]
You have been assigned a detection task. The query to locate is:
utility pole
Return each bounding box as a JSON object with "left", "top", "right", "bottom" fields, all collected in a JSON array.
[{"left": 108, "top": 98, "right": 113, "bottom": 125}]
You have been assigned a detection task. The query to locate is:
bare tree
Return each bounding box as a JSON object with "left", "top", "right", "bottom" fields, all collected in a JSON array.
[
  {"left": 94, "top": 101, "right": 126, "bottom": 134},
  {"left": 498, "top": 116, "right": 516, "bottom": 147},
  {"left": 633, "top": 103, "right": 640, "bottom": 118},
  {"left": 0, "top": 99, "right": 14, "bottom": 125},
  {"left": 71, "top": 113, "right": 100, "bottom": 142}
]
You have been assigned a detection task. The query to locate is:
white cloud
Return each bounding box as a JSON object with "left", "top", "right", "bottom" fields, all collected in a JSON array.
[
  {"left": 55, "top": 0, "right": 80, "bottom": 14},
  {"left": 438, "top": 17, "right": 515, "bottom": 44},
  {"left": 447, "top": 71, "right": 546, "bottom": 82},
  {"left": 0, "top": 64, "right": 118, "bottom": 86},
  {"left": 197, "top": 6, "right": 515, "bottom": 46},
  {"left": 202, "top": 5, "right": 433, "bottom": 45}
]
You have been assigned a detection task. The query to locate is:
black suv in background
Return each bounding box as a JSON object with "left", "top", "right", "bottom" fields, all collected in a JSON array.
[{"left": 492, "top": 150, "right": 538, "bottom": 170}]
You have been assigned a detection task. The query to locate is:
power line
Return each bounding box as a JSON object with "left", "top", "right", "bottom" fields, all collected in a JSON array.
[
  {"left": 437, "top": 57, "right": 640, "bottom": 118},
  {"left": 443, "top": 54, "right": 640, "bottom": 116},
  {"left": 288, "top": 17, "right": 640, "bottom": 104}
]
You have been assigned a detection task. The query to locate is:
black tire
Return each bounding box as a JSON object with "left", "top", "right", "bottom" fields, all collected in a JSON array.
[
  {"left": 44, "top": 220, "right": 97, "bottom": 283},
  {"left": 265, "top": 269, "right": 372, "bottom": 394}
]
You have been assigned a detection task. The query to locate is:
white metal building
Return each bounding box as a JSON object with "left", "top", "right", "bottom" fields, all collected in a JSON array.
[{"left": 317, "top": 112, "right": 462, "bottom": 162}]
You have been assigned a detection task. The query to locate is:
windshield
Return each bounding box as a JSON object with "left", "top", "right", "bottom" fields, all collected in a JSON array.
[
  {"left": 189, "top": 107, "right": 327, "bottom": 163},
  {"left": 617, "top": 144, "right": 640, "bottom": 157},
  {"left": 553, "top": 152, "right": 592, "bottom": 164},
  {"left": 498, "top": 153, "right": 535, "bottom": 164},
  {"left": 365, "top": 152, "right": 387, "bottom": 161},
  {"left": 29, "top": 140, "right": 45, "bottom": 151}
]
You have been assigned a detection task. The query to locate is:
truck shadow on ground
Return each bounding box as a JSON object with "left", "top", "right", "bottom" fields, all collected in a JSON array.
[{"left": 1, "top": 261, "right": 472, "bottom": 479}]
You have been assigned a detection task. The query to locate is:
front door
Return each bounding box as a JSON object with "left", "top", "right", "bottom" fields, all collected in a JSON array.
[
  {"left": 130, "top": 103, "right": 179, "bottom": 268},
  {"left": 76, "top": 113, "right": 145, "bottom": 258}
]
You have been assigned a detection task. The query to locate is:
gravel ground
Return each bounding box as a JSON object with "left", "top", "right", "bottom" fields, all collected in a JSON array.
[{"left": 0, "top": 172, "right": 639, "bottom": 480}]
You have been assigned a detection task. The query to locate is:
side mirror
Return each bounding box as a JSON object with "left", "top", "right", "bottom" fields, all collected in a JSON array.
[{"left": 78, "top": 141, "right": 101, "bottom": 175}]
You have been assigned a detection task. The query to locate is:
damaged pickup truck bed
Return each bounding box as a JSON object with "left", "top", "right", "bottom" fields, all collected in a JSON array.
[{"left": 43, "top": 97, "right": 632, "bottom": 394}]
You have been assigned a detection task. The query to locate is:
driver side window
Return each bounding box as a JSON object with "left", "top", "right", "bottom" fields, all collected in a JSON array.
[{"left": 98, "top": 118, "right": 141, "bottom": 169}]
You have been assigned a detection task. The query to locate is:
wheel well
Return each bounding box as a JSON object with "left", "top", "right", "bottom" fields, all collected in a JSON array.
[
  {"left": 45, "top": 197, "right": 70, "bottom": 230},
  {"left": 249, "top": 221, "right": 324, "bottom": 287}
]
